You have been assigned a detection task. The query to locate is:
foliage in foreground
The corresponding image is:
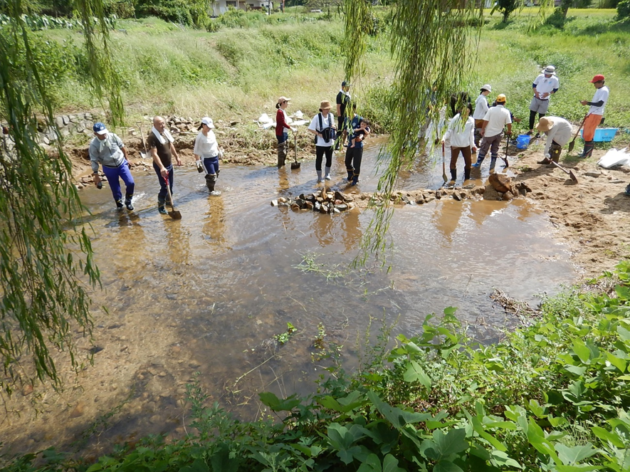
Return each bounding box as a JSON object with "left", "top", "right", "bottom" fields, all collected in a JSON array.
[{"left": 7, "top": 261, "right": 630, "bottom": 471}]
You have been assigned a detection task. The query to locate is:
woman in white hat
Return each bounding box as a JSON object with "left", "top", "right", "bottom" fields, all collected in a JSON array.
[
  {"left": 307, "top": 100, "right": 336, "bottom": 182},
  {"left": 193, "top": 117, "right": 222, "bottom": 196},
  {"left": 275, "top": 96, "right": 294, "bottom": 168},
  {"left": 472, "top": 84, "right": 491, "bottom": 148}
]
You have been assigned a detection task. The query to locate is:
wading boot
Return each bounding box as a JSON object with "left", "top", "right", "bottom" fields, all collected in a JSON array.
[
  {"left": 124, "top": 194, "right": 134, "bottom": 211},
  {"left": 316, "top": 170, "right": 323, "bottom": 183},
  {"left": 115, "top": 199, "right": 124, "bottom": 210},
  {"left": 448, "top": 168, "right": 457, "bottom": 187},
  {"left": 464, "top": 167, "right": 471, "bottom": 182},
  {"left": 489, "top": 158, "right": 497, "bottom": 174},
  {"left": 472, "top": 155, "right": 484, "bottom": 168},
  {"left": 277, "top": 141, "right": 287, "bottom": 167},
  {"left": 346, "top": 168, "right": 354, "bottom": 182},
  {"left": 157, "top": 198, "right": 167, "bottom": 215},
  {"left": 537, "top": 157, "right": 552, "bottom": 165},
  {"left": 325, "top": 166, "right": 332, "bottom": 180},
  {"left": 206, "top": 173, "right": 221, "bottom": 196},
  {"left": 579, "top": 141, "right": 594, "bottom": 159},
  {"left": 351, "top": 173, "right": 359, "bottom": 186}
]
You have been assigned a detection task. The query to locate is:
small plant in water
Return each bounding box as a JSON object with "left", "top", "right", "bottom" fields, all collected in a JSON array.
[
  {"left": 274, "top": 322, "right": 296, "bottom": 345},
  {"left": 295, "top": 252, "right": 344, "bottom": 281}
]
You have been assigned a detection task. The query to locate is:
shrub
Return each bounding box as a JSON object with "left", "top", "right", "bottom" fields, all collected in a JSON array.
[{"left": 618, "top": 0, "right": 630, "bottom": 19}]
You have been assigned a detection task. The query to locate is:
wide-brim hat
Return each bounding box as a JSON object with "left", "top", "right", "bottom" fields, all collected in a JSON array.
[
  {"left": 481, "top": 84, "right": 492, "bottom": 92},
  {"left": 319, "top": 100, "right": 332, "bottom": 111},
  {"left": 536, "top": 117, "right": 553, "bottom": 133},
  {"left": 543, "top": 65, "right": 556, "bottom": 75}
]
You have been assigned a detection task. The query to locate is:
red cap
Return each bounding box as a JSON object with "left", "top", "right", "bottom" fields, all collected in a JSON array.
[{"left": 590, "top": 74, "right": 605, "bottom": 83}]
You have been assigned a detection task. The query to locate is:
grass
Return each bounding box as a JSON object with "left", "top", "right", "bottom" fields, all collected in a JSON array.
[{"left": 30, "top": 9, "right": 630, "bottom": 139}]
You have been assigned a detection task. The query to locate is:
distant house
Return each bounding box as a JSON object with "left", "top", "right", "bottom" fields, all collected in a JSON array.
[{"left": 211, "top": 0, "right": 273, "bottom": 16}]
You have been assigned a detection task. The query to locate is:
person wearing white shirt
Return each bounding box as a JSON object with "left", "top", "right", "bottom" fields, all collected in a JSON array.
[
  {"left": 579, "top": 74, "right": 610, "bottom": 158},
  {"left": 442, "top": 107, "right": 476, "bottom": 185},
  {"left": 535, "top": 117, "right": 573, "bottom": 165},
  {"left": 472, "top": 94, "right": 512, "bottom": 172},
  {"left": 472, "top": 84, "right": 491, "bottom": 148},
  {"left": 308, "top": 100, "right": 336, "bottom": 182},
  {"left": 193, "top": 116, "right": 222, "bottom": 196},
  {"left": 528, "top": 65, "right": 560, "bottom": 136}
]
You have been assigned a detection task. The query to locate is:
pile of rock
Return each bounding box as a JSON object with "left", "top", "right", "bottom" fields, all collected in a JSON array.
[
  {"left": 271, "top": 189, "right": 356, "bottom": 214},
  {"left": 165, "top": 116, "right": 196, "bottom": 136}
]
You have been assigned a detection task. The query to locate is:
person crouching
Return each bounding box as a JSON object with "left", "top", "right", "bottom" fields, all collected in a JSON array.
[
  {"left": 442, "top": 106, "right": 476, "bottom": 185},
  {"left": 194, "top": 117, "right": 222, "bottom": 196},
  {"left": 535, "top": 117, "right": 572, "bottom": 166}
]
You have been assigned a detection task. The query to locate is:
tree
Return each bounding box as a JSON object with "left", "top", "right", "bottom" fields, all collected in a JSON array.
[
  {"left": 0, "top": 0, "right": 121, "bottom": 394},
  {"left": 344, "top": 0, "right": 481, "bottom": 265},
  {"left": 491, "top": 0, "right": 521, "bottom": 23}
]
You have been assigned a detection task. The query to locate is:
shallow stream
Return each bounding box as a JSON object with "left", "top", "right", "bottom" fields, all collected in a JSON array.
[{"left": 1, "top": 141, "right": 575, "bottom": 458}]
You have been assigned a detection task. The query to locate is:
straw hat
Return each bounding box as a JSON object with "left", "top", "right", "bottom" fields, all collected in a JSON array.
[
  {"left": 319, "top": 100, "right": 332, "bottom": 111},
  {"left": 536, "top": 117, "right": 554, "bottom": 133}
]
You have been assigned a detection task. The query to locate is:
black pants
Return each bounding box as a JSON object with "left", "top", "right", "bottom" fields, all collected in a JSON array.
[
  {"left": 315, "top": 146, "right": 333, "bottom": 171},
  {"left": 345, "top": 146, "right": 363, "bottom": 176},
  {"left": 529, "top": 110, "right": 546, "bottom": 131}
]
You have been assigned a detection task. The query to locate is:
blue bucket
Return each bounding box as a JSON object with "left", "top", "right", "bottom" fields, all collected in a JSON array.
[{"left": 516, "top": 134, "right": 531, "bottom": 150}]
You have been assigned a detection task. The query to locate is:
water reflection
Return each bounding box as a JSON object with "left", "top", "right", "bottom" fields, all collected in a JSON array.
[{"left": 432, "top": 200, "right": 465, "bottom": 244}]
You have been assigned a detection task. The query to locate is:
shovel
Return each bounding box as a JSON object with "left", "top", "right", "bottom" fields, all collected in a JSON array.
[
  {"left": 139, "top": 124, "right": 148, "bottom": 159},
  {"left": 163, "top": 175, "right": 181, "bottom": 219},
  {"left": 291, "top": 131, "right": 301, "bottom": 170},
  {"left": 501, "top": 133, "right": 510, "bottom": 169},
  {"left": 549, "top": 160, "right": 578, "bottom": 183},
  {"left": 568, "top": 113, "right": 588, "bottom": 152}
]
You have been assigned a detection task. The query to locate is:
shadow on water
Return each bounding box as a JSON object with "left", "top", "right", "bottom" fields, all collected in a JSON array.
[{"left": 0, "top": 140, "right": 576, "bottom": 459}]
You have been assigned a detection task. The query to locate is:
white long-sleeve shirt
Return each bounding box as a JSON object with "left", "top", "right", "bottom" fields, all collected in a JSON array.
[
  {"left": 193, "top": 130, "right": 219, "bottom": 158},
  {"left": 542, "top": 117, "right": 573, "bottom": 156},
  {"left": 473, "top": 94, "right": 489, "bottom": 120},
  {"left": 443, "top": 115, "right": 475, "bottom": 148}
]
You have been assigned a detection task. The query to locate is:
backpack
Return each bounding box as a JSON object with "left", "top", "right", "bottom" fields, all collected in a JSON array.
[{"left": 314, "top": 113, "right": 336, "bottom": 145}]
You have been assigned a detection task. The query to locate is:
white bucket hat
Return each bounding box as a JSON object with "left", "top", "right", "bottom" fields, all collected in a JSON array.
[{"left": 481, "top": 84, "right": 492, "bottom": 92}]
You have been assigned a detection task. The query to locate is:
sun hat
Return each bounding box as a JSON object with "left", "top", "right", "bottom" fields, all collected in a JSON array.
[
  {"left": 481, "top": 84, "right": 492, "bottom": 92},
  {"left": 277, "top": 96, "right": 291, "bottom": 105},
  {"left": 536, "top": 117, "right": 554, "bottom": 133},
  {"left": 319, "top": 100, "right": 333, "bottom": 111},
  {"left": 93, "top": 122, "right": 108, "bottom": 135},
  {"left": 197, "top": 116, "right": 215, "bottom": 130},
  {"left": 543, "top": 65, "right": 556, "bottom": 75},
  {"left": 496, "top": 94, "right": 507, "bottom": 103},
  {"left": 590, "top": 74, "right": 605, "bottom": 83}
]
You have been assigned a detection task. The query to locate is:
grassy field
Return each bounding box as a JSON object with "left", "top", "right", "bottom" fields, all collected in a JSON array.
[{"left": 36, "top": 8, "right": 629, "bottom": 137}]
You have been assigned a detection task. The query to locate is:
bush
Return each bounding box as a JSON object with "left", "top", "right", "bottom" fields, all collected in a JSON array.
[
  {"left": 618, "top": 0, "right": 630, "bottom": 19},
  {"left": 103, "top": 0, "right": 134, "bottom": 18}
]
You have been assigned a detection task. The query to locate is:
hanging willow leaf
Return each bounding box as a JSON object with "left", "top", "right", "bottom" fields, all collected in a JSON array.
[
  {"left": 344, "top": 0, "right": 482, "bottom": 267},
  {"left": 0, "top": 0, "right": 122, "bottom": 394}
]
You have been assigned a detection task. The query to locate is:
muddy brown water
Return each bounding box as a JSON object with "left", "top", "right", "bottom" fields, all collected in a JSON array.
[{"left": 0, "top": 140, "right": 574, "bottom": 459}]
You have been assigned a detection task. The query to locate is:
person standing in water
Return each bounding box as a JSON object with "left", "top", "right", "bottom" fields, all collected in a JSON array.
[
  {"left": 442, "top": 106, "right": 476, "bottom": 186},
  {"left": 472, "top": 84, "right": 491, "bottom": 148},
  {"left": 275, "top": 96, "right": 294, "bottom": 168},
  {"left": 89, "top": 122, "right": 135, "bottom": 210},
  {"left": 193, "top": 116, "right": 222, "bottom": 196},
  {"left": 346, "top": 118, "right": 370, "bottom": 186},
  {"left": 308, "top": 100, "right": 336, "bottom": 183},
  {"left": 148, "top": 116, "right": 182, "bottom": 214}
]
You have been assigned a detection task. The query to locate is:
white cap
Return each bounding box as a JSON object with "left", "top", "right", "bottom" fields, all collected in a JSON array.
[
  {"left": 481, "top": 84, "right": 492, "bottom": 92},
  {"left": 198, "top": 117, "right": 215, "bottom": 130}
]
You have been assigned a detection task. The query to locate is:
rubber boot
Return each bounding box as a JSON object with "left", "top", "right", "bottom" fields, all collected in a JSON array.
[
  {"left": 277, "top": 141, "right": 287, "bottom": 167},
  {"left": 472, "top": 155, "right": 484, "bottom": 168},
  {"left": 325, "top": 166, "right": 332, "bottom": 180},
  {"left": 347, "top": 168, "right": 353, "bottom": 181},
  {"left": 157, "top": 198, "right": 167, "bottom": 215},
  {"left": 351, "top": 172, "right": 359, "bottom": 186},
  {"left": 537, "top": 157, "right": 552, "bottom": 164},
  {"left": 124, "top": 193, "right": 134, "bottom": 211},
  {"left": 464, "top": 167, "right": 471, "bottom": 181},
  {"left": 579, "top": 141, "right": 594, "bottom": 159},
  {"left": 316, "top": 170, "right": 323, "bottom": 183},
  {"left": 489, "top": 157, "right": 497, "bottom": 174},
  {"left": 206, "top": 174, "right": 221, "bottom": 196},
  {"left": 216, "top": 169, "right": 220, "bottom": 179},
  {"left": 115, "top": 199, "right": 123, "bottom": 210},
  {"left": 449, "top": 168, "right": 456, "bottom": 186}
]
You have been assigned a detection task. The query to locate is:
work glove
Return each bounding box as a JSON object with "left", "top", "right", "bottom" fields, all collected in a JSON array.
[{"left": 196, "top": 160, "right": 204, "bottom": 173}]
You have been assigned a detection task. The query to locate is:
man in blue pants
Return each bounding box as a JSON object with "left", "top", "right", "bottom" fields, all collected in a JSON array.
[{"left": 89, "top": 122, "right": 135, "bottom": 210}]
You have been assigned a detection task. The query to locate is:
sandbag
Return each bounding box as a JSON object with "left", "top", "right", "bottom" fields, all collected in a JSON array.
[{"left": 598, "top": 147, "right": 630, "bottom": 169}]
